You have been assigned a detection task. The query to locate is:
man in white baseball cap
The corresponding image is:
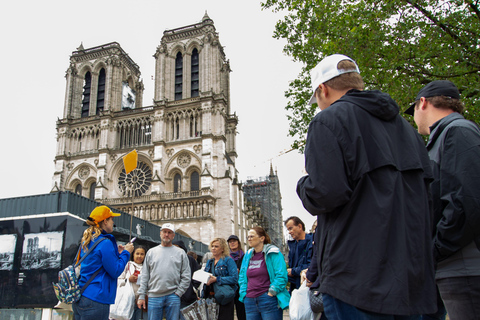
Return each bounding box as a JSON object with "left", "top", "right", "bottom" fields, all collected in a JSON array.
[
  {"left": 137, "top": 222, "right": 190, "bottom": 319},
  {"left": 297, "top": 54, "right": 436, "bottom": 318}
]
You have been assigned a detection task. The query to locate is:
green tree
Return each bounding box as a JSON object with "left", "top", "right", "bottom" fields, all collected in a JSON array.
[{"left": 262, "top": 0, "right": 480, "bottom": 150}]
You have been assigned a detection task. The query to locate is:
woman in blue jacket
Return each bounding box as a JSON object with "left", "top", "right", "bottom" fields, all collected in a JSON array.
[
  {"left": 202, "top": 237, "right": 239, "bottom": 320},
  {"left": 73, "top": 206, "right": 133, "bottom": 320},
  {"left": 239, "top": 227, "right": 290, "bottom": 320}
]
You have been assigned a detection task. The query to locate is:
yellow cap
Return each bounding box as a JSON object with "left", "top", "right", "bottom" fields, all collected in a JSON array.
[{"left": 88, "top": 205, "right": 120, "bottom": 225}]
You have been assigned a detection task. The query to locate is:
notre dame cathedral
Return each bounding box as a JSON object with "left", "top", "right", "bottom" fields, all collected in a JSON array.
[{"left": 51, "top": 13, "right": 249, "bottom": 245}]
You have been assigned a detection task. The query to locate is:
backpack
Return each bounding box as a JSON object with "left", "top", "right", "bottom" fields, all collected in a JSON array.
[{"left": 52, "top": 237, "right": 106, "bottom": 304}]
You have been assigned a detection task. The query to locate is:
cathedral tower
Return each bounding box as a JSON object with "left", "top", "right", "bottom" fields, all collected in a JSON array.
[{"left": 52, "top": 14, "right": 247, "bottom": 245}]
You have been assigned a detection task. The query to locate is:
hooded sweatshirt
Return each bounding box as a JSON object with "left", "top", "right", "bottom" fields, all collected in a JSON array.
[{"left": 297, "top": 89, "right": 436, "bottom": 315}]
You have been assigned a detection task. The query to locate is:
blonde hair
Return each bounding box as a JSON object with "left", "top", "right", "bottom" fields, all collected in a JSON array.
[
  {"left": 80, "top": 220, "right": 103, "bottom": 251},
  {"left": 209, "top": 238, "right": 230, "bottom": 259}
]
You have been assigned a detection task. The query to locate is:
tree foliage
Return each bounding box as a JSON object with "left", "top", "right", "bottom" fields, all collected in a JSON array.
[{"left": 261, "top": 0, "right": 480, "bottom": 150}]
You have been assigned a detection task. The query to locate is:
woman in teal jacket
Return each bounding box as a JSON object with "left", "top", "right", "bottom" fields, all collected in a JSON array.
[{"left": 239, "top": 227, "right": 290, "bottom": 319}]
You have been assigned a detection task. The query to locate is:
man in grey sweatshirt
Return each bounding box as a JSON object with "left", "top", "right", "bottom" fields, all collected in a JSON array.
[{"left": 137, "top": 223, "right": 191, "bottom": 320}]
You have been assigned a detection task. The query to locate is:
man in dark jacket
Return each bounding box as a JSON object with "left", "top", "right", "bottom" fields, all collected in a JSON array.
[
  {"left": 296, "top": 54, "right": 436, "bottom": 318},
  {"left": 285, "top": 216, "right": 313, "bottom": 292},
  {"left": 172, "top": 240, "right": 200, "bottom": 315},
  {"left": 406, "top": 80, "right": 480, "bottom": 320}
]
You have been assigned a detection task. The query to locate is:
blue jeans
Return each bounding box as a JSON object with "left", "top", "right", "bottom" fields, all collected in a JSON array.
[
  {"left": 73, "top": 296, "right": 110, "bottom": 320},
  {"left": 437, "top": 276, "right": 480, "bottom": 320},
  {"left": 244, "top": 292, "right": 283, "bottom": 320},
  {"left": 322, "top": 294, "right": 420, "bottom": 320},
  {"left": 148, "top": 293, "right": 181, "bottom": 320}
]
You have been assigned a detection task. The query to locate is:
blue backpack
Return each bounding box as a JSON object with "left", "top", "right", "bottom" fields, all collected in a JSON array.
[{"left": 52, "top": 237, "right": 106, "bottom": 304}]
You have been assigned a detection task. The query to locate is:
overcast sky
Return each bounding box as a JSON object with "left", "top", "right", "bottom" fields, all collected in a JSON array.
[{"left": 0, "top": 0, "right": 316, "bottom": 232}]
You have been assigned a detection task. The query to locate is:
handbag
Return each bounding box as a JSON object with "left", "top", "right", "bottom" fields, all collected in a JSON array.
[
  {"left": 309, "top": 286, "right": 324, "bottom": 313},
  {"left": 213, "top": 282, "right": 235, "bottom": 305},
  {"left": 109, "top": 278, "right": 135, "bottom": 320}
]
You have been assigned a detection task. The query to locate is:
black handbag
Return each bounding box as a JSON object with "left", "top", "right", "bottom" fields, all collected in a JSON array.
[{"left": 309, "top": 287, "right": 324, "bottom": 313}]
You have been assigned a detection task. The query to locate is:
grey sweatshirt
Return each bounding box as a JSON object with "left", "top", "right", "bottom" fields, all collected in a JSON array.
[{"left": 137, "top": 244, "right": 191, "bottom": 299}]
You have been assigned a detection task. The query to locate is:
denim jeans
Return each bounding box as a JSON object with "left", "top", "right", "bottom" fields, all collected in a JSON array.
[
  {"left": 437, "top": 276, "right": 480, "bottom": 320},
  {"left": 73, "top": 295, "right": 110, "bottom": 320},
  {"left": 322, "top": 294, "right": 421, "bottom": 320},
  {"left": 244, "top": 292, "right": 283, "bottom": 320},
  {"left": 132, "top": 303, "right": 147, "bottom": 320},
  {"left": 148, "top": 293, "right": 181, "bottom": 320}
]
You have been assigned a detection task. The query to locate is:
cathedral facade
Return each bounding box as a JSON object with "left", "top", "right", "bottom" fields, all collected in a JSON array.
[{"left": 51, "top": 13, "right": 248, "bottom": 245}]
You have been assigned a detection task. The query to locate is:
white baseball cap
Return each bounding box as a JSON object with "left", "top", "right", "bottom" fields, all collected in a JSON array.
[
  {"left": 308, "top": 54, "right": 360, "bottom": 105},
  {"left": 161, "top": 223, "right": 175, "bottom": 233}
]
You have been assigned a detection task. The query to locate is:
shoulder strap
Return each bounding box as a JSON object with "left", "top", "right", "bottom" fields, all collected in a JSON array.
[
  {"left": 76, "top": 237, "right": 108, "bottom": 293},
  {"left": 74, "top": 237, "right": 107, "bottom": 268},
  {"left": 80, "top": 267, "right": 103, "bottom": 294}
]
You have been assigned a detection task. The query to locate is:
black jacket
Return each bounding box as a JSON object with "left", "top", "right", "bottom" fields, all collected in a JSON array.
[
  {"left": 426, "top": 113, "right": 480, "bottom": 262},
  {"left": 297, "top": 90, "right": 436, "bottom": 315}
]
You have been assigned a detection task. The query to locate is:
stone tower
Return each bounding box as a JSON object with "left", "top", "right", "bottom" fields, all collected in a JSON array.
[{"left": 52, "top": 13, "right": 248, "bottom": 245}]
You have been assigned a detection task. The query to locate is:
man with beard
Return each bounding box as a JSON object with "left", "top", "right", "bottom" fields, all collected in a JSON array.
[{"left": 137, "top": 223, "right": 191, "bottom": 320}]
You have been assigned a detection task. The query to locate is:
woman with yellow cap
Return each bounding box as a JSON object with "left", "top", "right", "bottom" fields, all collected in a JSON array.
[{"left": 73, "top": 205, "right": 134, "bottom": 320}]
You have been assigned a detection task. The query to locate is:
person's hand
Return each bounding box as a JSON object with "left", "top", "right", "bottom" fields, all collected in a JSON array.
[
  {"left": 287, "top": 268, "right": 292, "bottom": 277},
  {"left": 300, "top": 268, "right": 308, "bottom": 284},
  {"left": 306, "top": 279, "right": 313, "bottom": 287},
  {"left": 124, "top": 242, "right": 134, "bottom": 254},
  {"left": 206, "top": 275, "right": 217, "bottom": 286},
  {"left": 137, "top": 299, "right": 146, "bottom": 309},
  {"left": 128, "top": 274, "right": 138, "bottom": 283},
  {"left": 267, "top": 292, "right": 274, "bottom": 297}
]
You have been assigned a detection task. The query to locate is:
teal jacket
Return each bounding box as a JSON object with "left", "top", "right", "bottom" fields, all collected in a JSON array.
[{"left": 238, "top": 244, "right": 290, "bottom": 309}]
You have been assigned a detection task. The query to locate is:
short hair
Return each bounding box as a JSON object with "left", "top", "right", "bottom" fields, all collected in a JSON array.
[
  {"left": 209, "top": 238, "right": 230, "bottom": 259},
  {"left": 187, "top": 251, "right": 198, "bottom": 260},
  {"left": 426, "top": 96, "right": 464, "bottom": 114},
  {"left": 285, "top": 216, "right": 305, "bottom": 231},
  {"left": 324, "top": 60, "right": 364, "bottom": 91},
  {"left": 251, "top": 226, "right": 271, "bottom": 244}
]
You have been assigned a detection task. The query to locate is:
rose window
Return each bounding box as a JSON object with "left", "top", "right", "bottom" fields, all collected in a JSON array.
[{"left": 118, "top": 161, "right": 152, "bottom": 197}]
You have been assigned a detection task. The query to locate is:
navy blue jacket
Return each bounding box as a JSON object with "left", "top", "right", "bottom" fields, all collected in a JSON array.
[{"left": 287, "top": 233, "right": 313, "bottom": 289}]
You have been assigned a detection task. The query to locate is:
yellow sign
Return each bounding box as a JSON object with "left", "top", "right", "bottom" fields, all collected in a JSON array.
[{"left": 123, "top": 149, "right": 138, "bottom": 174}]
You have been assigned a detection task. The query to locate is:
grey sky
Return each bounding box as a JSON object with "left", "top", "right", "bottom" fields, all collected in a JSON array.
[{"left": 0, "top": 0, "right": 316, "bottom": 233}]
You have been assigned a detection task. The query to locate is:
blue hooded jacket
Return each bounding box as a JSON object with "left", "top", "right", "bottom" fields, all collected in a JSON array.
[{"left": 78, "top": 232, "right": 130, "bottom": 304}]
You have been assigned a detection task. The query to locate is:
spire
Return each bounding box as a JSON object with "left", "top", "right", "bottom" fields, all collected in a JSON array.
[
  {"left": 202, "top": 11, "right": 214, "bottom": 25},
  {"left": 269, "top": 162, "right": 274, "bottom": 176},
  {"left": 76, "top": 42, "right": 84, "bottom": 51}
]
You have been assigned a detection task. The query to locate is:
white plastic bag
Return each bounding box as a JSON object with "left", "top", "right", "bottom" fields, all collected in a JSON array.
[
  {"left": 109, "top": 279, "right": 135, "bottom": 320},
  {"left": 289, "top": 281, "right": 315, "bottom": 320}
]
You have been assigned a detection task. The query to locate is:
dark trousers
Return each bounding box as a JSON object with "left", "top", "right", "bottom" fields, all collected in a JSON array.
[
  {"left": 437, "top": 276, "right": 480, "bottom": 320},
  {"left": 219, "top": 299, "right": 235, "bottom": 320},
  {"left": 234, "top": 290, "right": 246, "bottom": 320}
]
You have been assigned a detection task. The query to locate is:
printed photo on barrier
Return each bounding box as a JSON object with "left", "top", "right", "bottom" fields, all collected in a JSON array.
[
  {"left": 20, "top": 231, "right": 64, "bottom": 270},
  {"left": 0, "top": 234, "right": 17, "bottom": 271}
]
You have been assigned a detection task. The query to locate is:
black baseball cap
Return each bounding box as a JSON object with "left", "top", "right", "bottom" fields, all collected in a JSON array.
[
  {"left": 227, "top": 235, "right": 239, "bottom": 242},
  {"left": 404, "top": 80, "right": 460, "bottom": 115}
]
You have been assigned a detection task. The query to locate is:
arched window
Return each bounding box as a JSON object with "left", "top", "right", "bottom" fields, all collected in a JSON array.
[
  {"left": 191, "top": 48, "right": 199, "bottom": 97},
  {"left": 96, "top": 68, "right": 106, "bottom": 115},
  {"left": 81, "top": 72, "right": 91, "bottom": 118},
  {"left": 174, "top": 173, "right": 181, "bottom": 193},
  {"left": 75, "top": 184, "right": 82, "bottom": 195},
  {"left": 175, "top": 52, "right": 183, "bottom": 100},
  {"left": 190, "top": 172, "right": 199, "bottom": 191},
  {"left": 89, "top": 182, "right": 96, "bottom": 200}
]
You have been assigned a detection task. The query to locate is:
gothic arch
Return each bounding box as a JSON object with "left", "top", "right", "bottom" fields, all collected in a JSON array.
[
  {"left": 77, "top": 63, "right": 94, "bottom": 78},
  {"left": 65, "top": 163, "right": 97, "bottom": 191},
  {"left": 92, "top": 60, "right": 107, "bottom": 74},
  {"left": 185, "top": 39, "right": 202, "bottom": 55},
  {"left": 168, "top": 44, "right": 186, "bottom": 58},
  {"left": 165, "top": 150, "right": 201, "bottom": 175}
]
